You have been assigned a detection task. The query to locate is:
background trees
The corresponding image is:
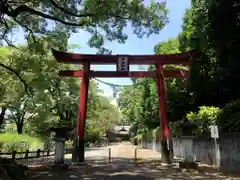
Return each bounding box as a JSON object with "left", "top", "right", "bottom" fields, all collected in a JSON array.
[
  {"left": 0, "top": 0, "right": 170, "bottom": 151},
  {"left": 0, "top": 44, "right": 120, "bottom": 151},
  {"left": 1, "top": 0, "right": 240, "bottom": 152},
  {"left": 0, "top": 0, "right": 168, "bottom": 53},
  {"left": 118, "top": 0, "right": 240, "bottom": 139}
]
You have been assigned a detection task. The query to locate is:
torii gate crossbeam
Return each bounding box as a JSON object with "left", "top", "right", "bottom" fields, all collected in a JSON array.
[{"left": 59, "top": 70, "right": 188, "bottom": 78}]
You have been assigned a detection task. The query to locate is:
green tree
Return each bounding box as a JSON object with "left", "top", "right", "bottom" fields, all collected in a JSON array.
[
  {"left": 178, "top": 0, "right": 219, "bottom": 107},
  {"left": 154, "top": 38, "right": 180, "bottom": 54},
  {"left": 0, "top": 47, "right": 29, "bottom": 128},
  {"left": 86, "top": 95, "right": 120, "bottom": 141},
  {"left": 7, "top": 94, "right": 37, "bottom": 134},
  {"left": 0, "top": 45, "right": 120, "bottom": 144},
  {"left": 154, "top": 38, "right": 196, "bottom": 123},
  {"left": 118, "top": 86, "right": 135, "bottom": 124},
  {"left": 176, "top": 0, "right": 240, "bottom": 133},
  {"left": 118, "top": 38, "right": 193, "bottom": 137},
  {"left": 207, "top": 0, "right": 240, "bottom": 106},
  {"left": 1, "top": 0, "right": 168, "bottom": 52},
  {"left": 178, "top": 0, "right": 240, "bottom": 107}
]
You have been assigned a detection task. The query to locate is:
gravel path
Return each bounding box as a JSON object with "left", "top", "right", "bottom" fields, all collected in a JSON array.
[{"left": 26, "top": 142, "right": 240, "bottom": 180}]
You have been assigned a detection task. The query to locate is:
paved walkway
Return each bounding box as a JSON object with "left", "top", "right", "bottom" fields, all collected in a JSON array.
[
  {"left": 17, "top": 147, "right": 108, "bottom": 166},
  {"left": 26, "top": 142, "right": 240, "bottom": 180}
]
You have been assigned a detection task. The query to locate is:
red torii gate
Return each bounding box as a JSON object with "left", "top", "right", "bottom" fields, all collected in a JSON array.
[{"left": 52, "top": 49, "right": 197, "bottom": 163}]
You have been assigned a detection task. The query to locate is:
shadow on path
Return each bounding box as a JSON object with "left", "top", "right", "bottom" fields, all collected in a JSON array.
[
  {"left": 21, "top": 142, "right": 240, "bottom": 179},
  {"left": 26, "top": 157, "right": 236, "bottom": 180}
]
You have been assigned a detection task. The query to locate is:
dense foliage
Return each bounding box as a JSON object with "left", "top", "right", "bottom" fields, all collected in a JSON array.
[
  {"left": 1, "top": 0, "right": 240, "bottom": 156},
  {"left": 186, "top": 106, "right": 220, "bottom": 136},
  {"left": 0, "top": 0, "right": 170, "bottom": 152},
  {"left": 217, "top": 99, "right": 240, "bottom": 133},
  {"left": 0, "top": 0, "right": 168, "bottom": 53},
  {"left": 118, "top": 0, "right": 240, "bottom": 139},
  {"left": 0, "top": 45, "right": 120, "bottom": 151}
]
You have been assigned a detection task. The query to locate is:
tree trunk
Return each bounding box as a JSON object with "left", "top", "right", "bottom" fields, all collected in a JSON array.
[
  {"left": 0, "top": 107, "right": 7, "bottom": 128},
  {"left": 16, "top": 121, "right": 23, "bottom": 134}
]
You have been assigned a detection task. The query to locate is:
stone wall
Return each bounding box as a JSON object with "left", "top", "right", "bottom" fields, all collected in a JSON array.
[{"left": 140, "top": 133, "right": 240, "bottom": 172}]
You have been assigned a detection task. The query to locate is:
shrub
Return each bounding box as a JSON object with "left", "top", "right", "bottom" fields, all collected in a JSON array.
[
  {"left": 65, "top": 140, "right": 73, "bottom": 149},
  {"left": 134, "top": 134, "right": 143, "bottom": 141},
  {"left": 152, "top": 126, "right": 160, "bottom": 139},
  {"left": 85, "top": 131, "right": 101, "bottom": 143},
  {"left": 134, "top": 128, "right": 153, "bottom": 141},
  {"left": 169, "top": 121, "right": 182, "bottom": 137},
  {"left": 0, "top": 133, "right": 42, "bottom": 152},
  {"left": 186, "top": 106, "right": 220, "bottom": 135},
  {"left": 217, "top": 99, "right": 240, "bottom": 132},
  {"left": 141, "top": 129, "right": 153, "bottom": 141},
  {"left": 0, "top": 158, "right": 27, "bottom": 179}
]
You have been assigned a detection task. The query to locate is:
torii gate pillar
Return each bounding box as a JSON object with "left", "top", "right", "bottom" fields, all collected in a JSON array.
[
  {"left": 155, "top": 64, "right": 172, "bottom": 164},
  {"left": 72, "top": 63, "right": 90, "bottom": 162}
]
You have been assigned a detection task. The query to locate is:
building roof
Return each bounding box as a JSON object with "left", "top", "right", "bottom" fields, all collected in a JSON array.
[{"left": 114, "top": 126, "right": 131, "bottom": 135}]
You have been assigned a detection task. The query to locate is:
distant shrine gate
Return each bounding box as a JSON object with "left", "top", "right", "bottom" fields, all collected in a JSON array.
[{"left": 52, "top": 49, "right": 198, "bottom": 163}]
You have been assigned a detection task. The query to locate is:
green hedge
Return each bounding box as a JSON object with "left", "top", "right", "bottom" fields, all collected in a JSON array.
[
  {"left": 185, "top": 101, "right": 240, "bottom": 135},
  {"left": 186, "top": 106, "right": 220, "bottom": 135},
  {"left": 0, "top": 133, "right": 42, "bottom": 152},
  {"left": 217, "top": 99, "right": 240, "bottom": 132}
]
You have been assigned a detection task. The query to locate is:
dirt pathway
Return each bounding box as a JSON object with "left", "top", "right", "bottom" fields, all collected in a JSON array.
[{"left": 26, "top": 142, "right": 240, "bottom": 180}]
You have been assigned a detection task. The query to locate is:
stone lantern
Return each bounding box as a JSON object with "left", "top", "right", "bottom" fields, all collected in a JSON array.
[{"left": 49, "top": 121, "right": 72, "bottom": 170}]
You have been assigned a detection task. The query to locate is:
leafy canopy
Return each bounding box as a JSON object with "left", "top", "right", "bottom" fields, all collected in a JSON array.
[{"left": 1, "top": 0, "right": 168, "bottom": 52}]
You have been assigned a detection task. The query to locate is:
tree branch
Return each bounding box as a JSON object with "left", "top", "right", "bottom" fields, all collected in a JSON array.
[
  {"left": 27, "top": 111, "right": 38, "bottom": 120},
  {"left": 0, "top": 17, "right": 10, "bottom": 38},
  {"left": 0, "top": 61, "right": 28, "bottom": 92},
  {"left": 13, "top": 17, "right": 37, "bottom": 43},
  {"left": 48, "top": 0, "right": 130, "bottom": 20},
  {"left": 48, "top": 0, "right": 85, "bottom": 18},
  {"left": 56, "top": 104, "right": 65, "bottom": 121},
  {"left": 6, "top": 5, "right": 86, "bottom": 27},
  {"left": 1, "top": 34, "right": 21, "bottom": 50},
  {"left": 4, "top": 2, "right": 131, "bottom": 29},
  {"left": 9, "top": 109, "right": 17, "bottom": 123}
]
